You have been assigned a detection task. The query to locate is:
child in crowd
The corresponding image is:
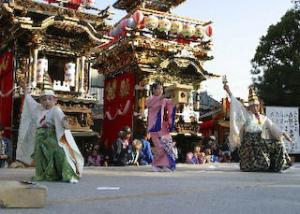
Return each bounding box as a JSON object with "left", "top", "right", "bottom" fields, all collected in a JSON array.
[
  {"left": 87, "top": 148, "right": 101, "bottom": 166},
  {"left": 186, "top": 145, "right": 206, "bottom": 164},
  {"left": 210, "top": 143, "right": 221, "bottom": 163},
  {"left": 128, "top": 139, "right": 142, "bottom": 166},
  {"left": 140, "top": 129, "right": 153, "bottom": 165},
  {"left": 185, "top": 152, "right": 195, "bottom": 164},
  {"left": 193, "top": 145, "right": 206, "bottom": 164},
  {"left": 0, "top": 123, "right": 12, "bottom": 168},
  {"left": 219, "top": 137, "right": 232, "bottom": 162},
  {"left": 220, "top": 151, "right": 232, "bottom": 163},
  {"left": 204, "top": 148, "right": 211, "bottom": 164}
]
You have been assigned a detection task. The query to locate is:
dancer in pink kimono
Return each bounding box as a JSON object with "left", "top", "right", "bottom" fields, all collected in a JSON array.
[{"left": 146, "top": 82, "right": 176, "bottom": 172}]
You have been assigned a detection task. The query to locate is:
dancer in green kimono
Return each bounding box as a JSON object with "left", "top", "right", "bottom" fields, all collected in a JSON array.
[{"left": 17, "top": 76, "right": 84, "bottom": 183}]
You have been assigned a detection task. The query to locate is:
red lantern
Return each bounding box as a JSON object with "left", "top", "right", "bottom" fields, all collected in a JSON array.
[
  {"left": 70, "top": 0, "right": 82, "bottom": 4},
  {"left": 206, "top": 25, "right": 213, "bottom": 37},
  {"left": 120, "top": 19, "right": 128, "bottom": 31},
  {"left": 44, "top": 0, "right": 57, "bottom": 3},
  {"left": 132, "top": 10, "right": 144, "bottom": 27},
  {"left": 62, "top": 0, "right": 82, "bottom": 9}
]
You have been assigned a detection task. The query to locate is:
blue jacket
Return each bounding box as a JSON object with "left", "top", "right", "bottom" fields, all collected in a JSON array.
[{"left": 141, "top": 139, "right": 153, "bottom": 164}]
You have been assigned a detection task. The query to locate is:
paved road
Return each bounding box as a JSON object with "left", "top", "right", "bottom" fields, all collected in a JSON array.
[{"left": 1, "top": 163, "right": 300, "bottom": 214}]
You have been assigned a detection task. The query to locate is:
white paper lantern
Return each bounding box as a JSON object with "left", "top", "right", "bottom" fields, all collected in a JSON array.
[
  {"left": 144, "top": 15, "right": 159, "bottom": 30},
  {"left": 170, "top": 21, "right": 183, "bottom": 34},
  {"left": 64, "top": 62, "right": 76, "bottom": 87},
  {"left": 36, "top": 58, "right": 48, "bottom": 83},
  {"left": 182, "top": 24, "right": 195, "bottom": 37},
  {"left": 158, "top": 18, "right": 171, "bottom": 32},
  {"left": 195, "top": 25, "right": 205, "bottom": 38}
]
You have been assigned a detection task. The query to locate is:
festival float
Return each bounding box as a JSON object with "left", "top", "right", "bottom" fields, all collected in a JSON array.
[
  {"left": 0, "top": 0, "right": 111, "bottom": 159},
  {"left": 92, "top": 0, "right": 219, "bottom": 149}
]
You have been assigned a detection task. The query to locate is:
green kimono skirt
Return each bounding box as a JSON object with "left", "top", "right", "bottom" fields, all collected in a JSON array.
[{"left": 33, "top": 128, "right": 79, "bottom": 182}]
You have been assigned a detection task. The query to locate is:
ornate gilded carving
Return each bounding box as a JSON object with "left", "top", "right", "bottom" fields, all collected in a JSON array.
[
  {"left": 14, "top": 0, "right": 106, "bottom": 25},
  {"left": 59, "top": 103, "right": 94, "bottom": 131},
  {"left": 31, "top": 31, "right": 44, "bottom": 45},
  {"left": 86, "top": 113, "right": 94, "bottom": 127},
  {"left": 15, "top": 57, "right": 29, "bottom": 87},
  {"left": 66, "top": 116, "right": 82, "bottom": 129},
  {"left": 94, "top": 43, "right": 136, "bottom": 74}
]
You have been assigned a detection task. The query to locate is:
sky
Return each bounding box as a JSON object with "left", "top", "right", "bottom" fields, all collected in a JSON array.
[
  {"left": 172, "top": 0, "right": 293, "bottom": 101},
  {"left": 92, "top": 0, "right": 293, "bottom": 101}
]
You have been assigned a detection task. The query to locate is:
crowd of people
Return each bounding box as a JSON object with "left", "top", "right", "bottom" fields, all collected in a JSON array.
[
  {"left": 86, "top": 131, "right": 235, "bottom": 168},
  {"left": 185, "top": 136, "right": 233, "bottom": 165}
]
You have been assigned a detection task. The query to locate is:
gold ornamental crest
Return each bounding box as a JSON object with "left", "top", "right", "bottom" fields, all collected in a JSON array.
[
  {"left": 105, "top": 80, "right": 117, "bottom": 101},
  {"left": 120, "top": 78, "right": 130, "bottom": 97}
]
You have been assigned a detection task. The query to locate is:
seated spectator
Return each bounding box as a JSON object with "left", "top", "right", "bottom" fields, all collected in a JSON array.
[
  {"left": 204, "top": 148, "right": 211, "bottom": 164},
  {"left": 0, "top": 123, "right": 12, "bottom": 168},
  {"left": 193, "top": 145, "right": 206, "bottom": 164},
  {"left": 87, "top": 148, "right": 101, "bottom": 166},
  {"left": 139, "top": 129, "right": 153, "bottom": 165},
  {"left": 128, "top": 139, "right": 143, "bottom": 166},
  {"left": 219, "top": 138, "right": 232, "bottom": 162},
  {"left": 210, "top": 143, "right": 221, "bottom": 163},
  {"left": 220, "top": 151, "right": 232, "bottom": 163},
  {"left": 111, "top": 126, "right": 132, "bottom": 166},
  {"left": 185, "top": 152, "right": 195, "bottom": 164}
]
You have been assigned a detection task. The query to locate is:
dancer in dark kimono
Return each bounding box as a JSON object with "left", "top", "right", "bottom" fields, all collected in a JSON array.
[{"left": 224, "top": 83, "right": 292, "bottom": 172}]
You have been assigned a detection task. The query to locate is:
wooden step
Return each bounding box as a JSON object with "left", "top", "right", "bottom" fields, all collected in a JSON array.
[{"left": 0, "top": 181, "right": 47, "bottom": 208}]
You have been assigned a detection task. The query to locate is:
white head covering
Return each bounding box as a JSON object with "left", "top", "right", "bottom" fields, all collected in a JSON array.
[{"left": 40, "top": 90, "right": 56, "bottom": 97}]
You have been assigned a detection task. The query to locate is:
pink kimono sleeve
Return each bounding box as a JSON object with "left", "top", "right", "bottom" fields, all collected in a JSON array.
[{"left": 146, "top": 96, "right": 158, "bottom": 108}]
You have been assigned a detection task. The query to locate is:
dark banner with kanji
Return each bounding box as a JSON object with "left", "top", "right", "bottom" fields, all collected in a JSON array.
[
  {"left": 102, "top": 72, "right": 135, "bottom": 147},
  {"left": 0, "top": 51, "right": 13, "bottom": 137}
]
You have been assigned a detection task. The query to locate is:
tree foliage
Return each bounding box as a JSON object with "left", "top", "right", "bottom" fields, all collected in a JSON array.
[{"left": 251, "top": 9, "right": 300, "bottom": 106}]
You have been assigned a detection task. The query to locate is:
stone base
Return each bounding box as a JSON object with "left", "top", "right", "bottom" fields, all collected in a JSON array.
[{"left": 0, "top": 181, "right": 47, "bottom": 208}]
